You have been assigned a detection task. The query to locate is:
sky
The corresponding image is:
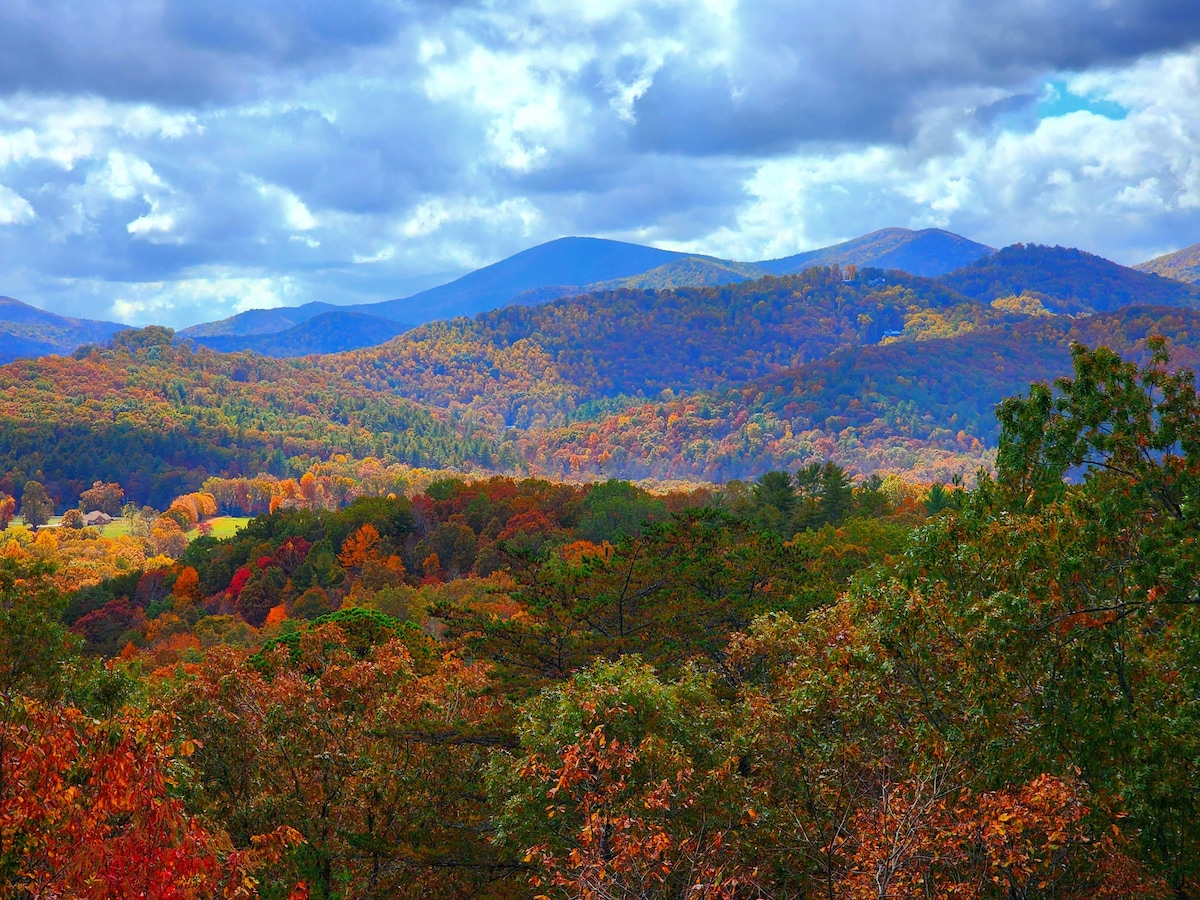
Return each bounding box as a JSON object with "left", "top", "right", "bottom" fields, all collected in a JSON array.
[{"left": 2, "top": 0, "right": 1200, "bottom": 328}]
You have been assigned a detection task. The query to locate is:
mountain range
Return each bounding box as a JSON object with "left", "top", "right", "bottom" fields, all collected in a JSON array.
[
  {"left": 0, "top": 227, "right": 1194, "bottom": 366},
  {"left": 2, "top": 238, "right": 1199, "bottom": 504},
  {"left": 0, "top": 227, "right": 997, "bottom": 361}
]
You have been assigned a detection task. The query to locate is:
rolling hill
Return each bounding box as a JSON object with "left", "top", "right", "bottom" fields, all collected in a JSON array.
[
  {"left": 178, "top": 302, "right": 343, "bottom": 339},
  {"left": 0, "top": 329, "right": 510, "bottom": 508},
  {"left": 523, "top": 305, "right": 1200, "bottom": 483},
  {"left": 0, "top": 296, "right": 129, "bottom": 363},
  {"left": 1136, "top": 242, "right": 1200, "bottom": 284},
  {"left": 939, "top": 244, "right": 1200, "bottom": 312},
  {"left": 325, "top": 267, "right": 981, "bottom": 429}
]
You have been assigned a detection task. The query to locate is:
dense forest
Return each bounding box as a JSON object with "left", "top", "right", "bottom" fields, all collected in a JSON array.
[
  {"left": 2, "top": 342, "right": 1199, "bottom": 897},
  {"left": 0, "top": 326, "right": 512, "bottom": 509}
]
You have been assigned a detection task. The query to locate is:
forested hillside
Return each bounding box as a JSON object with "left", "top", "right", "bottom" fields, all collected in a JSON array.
[
  {"left": 940, "top": 243, "right": 1200, "bottom": 311},
  {"left": 0, "top": 326, "right": 510, "bottom": 508},
  {"left": 3, "top": 344, "right": 1198, "bottom": 898},
  {"left": 330, "top": 266, "right": 981, "bottom": 428},
  {"left": 1137, "top": 240, "right": 1200, "bottom": 283},
  {"left": 525, "top": 305, "right": 1200, "bottom": 481},
  {"left": 6, "top": 261, "right": 1200, "bottom": 504}
]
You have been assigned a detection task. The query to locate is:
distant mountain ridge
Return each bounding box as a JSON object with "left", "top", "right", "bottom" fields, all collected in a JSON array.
[
  {"left": 0, "top": 297, "right": 128, "bottom": 364},
  {"left": 184, "top": 311, "right": 413, "bottom": 357},
  {"left": 757, "top": 227, "right": 994, "bottom": 276},
  {"left": 171, "top": 228, "right": 996, "bottom": 356},
  {"left": 8, "top": 230, "right": 1191, "bottom": 366},
  {"left": 179, "top": 303, "right": 341, "bottom": 338},
  {"left": 1136, "top": 242, "right": 1200, "bottom": 284}
]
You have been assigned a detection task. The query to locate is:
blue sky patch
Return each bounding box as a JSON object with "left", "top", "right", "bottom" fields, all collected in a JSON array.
[{"left": 1038, "top": 80, "right": 1128, "bottom": 120}]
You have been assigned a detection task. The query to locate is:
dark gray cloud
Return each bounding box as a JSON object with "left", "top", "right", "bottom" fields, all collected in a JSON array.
[
  {"left": 0, "top": 0, "right": 419, "bottom": 104},
  {"left": 629, "top": 0, "right": 1200, "bottom": 154}
]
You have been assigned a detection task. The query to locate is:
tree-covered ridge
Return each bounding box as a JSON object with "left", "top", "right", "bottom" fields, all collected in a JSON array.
[
  {"left": 0, "top": 327, "right": 511, "bottom": 508},
  {"left": 330, "top": 266, "right": 983, "bottom": 429},
  {"left": 940, "top": 242, "right": 1200, "bottom": 312},
  {"left": 1136, "top": 240, "right": 1200, "bottom": 284},
  {"left": 586, "top": 255, "right": 768, "bottom": 291},
  {"left": 523, "top": 305, "right": 1200, "bottom": 482}
]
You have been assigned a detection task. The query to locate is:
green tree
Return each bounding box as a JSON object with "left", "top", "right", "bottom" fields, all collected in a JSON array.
[
  {"left": 815, "top": 461, "right": 853, "bottom": 527},
  {"left": 751, "top": 470, "right": 796, "bottom": 534},
  {"left": 20, "top": 481, "right": 53, "bottom": 529},
  {"left": 860, "top": 339, "right": 1200, "bottom": 891}
]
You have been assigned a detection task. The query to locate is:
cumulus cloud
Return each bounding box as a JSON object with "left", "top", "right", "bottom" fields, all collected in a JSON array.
[{"left": 0, "top": 0, "right": 1198, "bottom": 326}]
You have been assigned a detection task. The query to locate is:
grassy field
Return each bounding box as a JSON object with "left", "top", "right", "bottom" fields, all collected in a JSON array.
[
  {"left": 96, "top": 518, "right": 136, "bottom": 538},
  {"left": 187, "top": 516, "right": 250, "bottom": 540},
  {"left": 9, "top": 514, "right": 250, "bottom": 541}
]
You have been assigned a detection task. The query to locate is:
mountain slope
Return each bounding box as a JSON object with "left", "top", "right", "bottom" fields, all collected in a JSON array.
[
  {"left": 345, "top": 236, "right": 691, "bottom": 323},
  {"left": 758, "top": 228, "right": 994, "bottom": 277},
  {"left": 587, "top": 256, "right": 768, "bottom": 292},
  {"left": 0, "top": 296, "right": 129, "bottom": 363},
  {"left": 523, "top": 305, "right": 1200, "bottom": 483},
  {"left": 186, "top": 311, "right": 412, "bottom": 357},
  {"left": 0, "top": 330, "right": 510, "bottom": 507},
  {"left": 939, "top": 244, "right": 1200, "bottom": 313},
  {"left": 178, "top": 302, "right": 342, "bottom": 339},
  {"left": 1136, "top": 242, "right": 1200, "bottom": 284},
  {"left": 325, "top": 268, "right": 986, "bottom": 430}
]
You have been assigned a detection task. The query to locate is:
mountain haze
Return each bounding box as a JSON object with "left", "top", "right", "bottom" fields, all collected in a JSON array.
[
  {"left": 342, "top": 236, "right": 691, "bottom": 323},
  {"left": 185, "top": 311, "right": 412, "bottom": 357},
  {"left": 178, "top": 302, "right": 343, "bottom": 338},
  {"left": 170, "top": 229, "right": 993, "bottom": 356}
]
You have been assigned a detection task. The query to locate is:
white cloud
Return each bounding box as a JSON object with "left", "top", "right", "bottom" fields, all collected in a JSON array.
[
  {"left": 0, "top": 184, "right": 35, "bottom": 225},
  {"left": 110, "top": 272, "right": 302, "bottom": 324},
  {"left": 352, "top": 245, "right": 396, "bottom": 264},
  {"left": 252, "top": 178, "right": 318, "bottom": 231}
]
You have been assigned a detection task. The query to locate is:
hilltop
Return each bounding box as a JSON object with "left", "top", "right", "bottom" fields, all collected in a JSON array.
[
  {"left": 1136, "top": 241, "right": 1200, "bottom": 284},
  {"left": 940, "top": 243, "right": 1200, "bottom": 312},
  {"left": 758, "top": 227, "right": 993, "bottom": 276}
]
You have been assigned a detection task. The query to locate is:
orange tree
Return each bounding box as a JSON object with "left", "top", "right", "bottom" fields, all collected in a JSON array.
[
  {"left": 157, "top": 608, "right": 524, "bottom": 899},
  {"left": 488, "top": 657, "right": 761, "bottom": 900}
]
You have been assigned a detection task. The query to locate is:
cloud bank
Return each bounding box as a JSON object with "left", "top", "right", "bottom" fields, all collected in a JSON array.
[{"left": 0, "top": 0, "right": 1198, "bottom": 326}]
